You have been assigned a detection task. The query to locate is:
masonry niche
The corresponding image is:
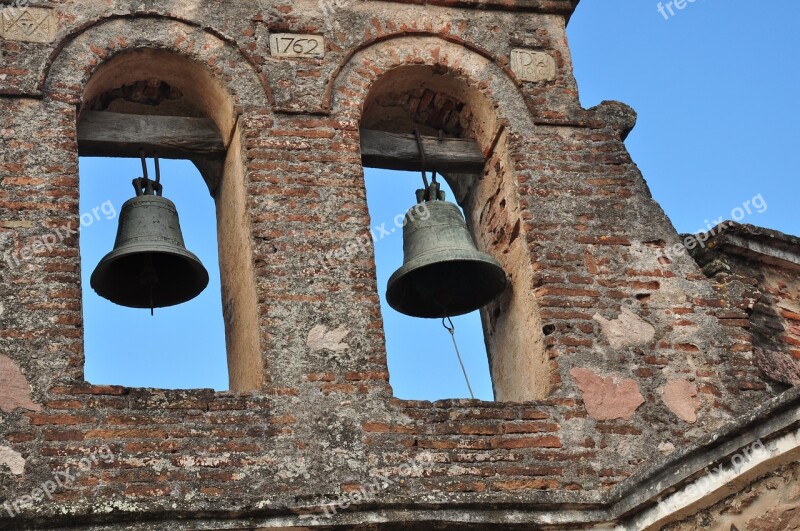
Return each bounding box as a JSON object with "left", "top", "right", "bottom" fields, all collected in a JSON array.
[
  {"left": 361, "top": 65, "right": 550, "bottom": 402},
  {"left": 76, "top": 49, "right": 262, "bottom": 391}
]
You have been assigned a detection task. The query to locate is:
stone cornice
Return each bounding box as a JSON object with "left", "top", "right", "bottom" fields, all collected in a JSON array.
[{"left": 374, "top": 0, "right": 580, "bottom": 20}]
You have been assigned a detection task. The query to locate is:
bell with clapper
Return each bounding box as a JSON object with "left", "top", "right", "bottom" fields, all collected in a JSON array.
[
  {"left": 386, "top": 132, "right": 507, "bottom": 319},
  {"left": 90, "top": 153, "right": 209, "bottom": 315}
]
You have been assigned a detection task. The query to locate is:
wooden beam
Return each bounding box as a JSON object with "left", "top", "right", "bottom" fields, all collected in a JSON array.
[
  {"left": 77, "top": 111, "right": 226, "bottom": 160},
  {"left": 77, "top": 112, "right": 486, "bottom": 173},
  {"left": 360, "top": 129, "right": 485, "bottom": 173}
]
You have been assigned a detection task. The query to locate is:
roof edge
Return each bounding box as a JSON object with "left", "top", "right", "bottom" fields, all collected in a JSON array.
[
  {"left": 688, "top": 221, "right": 800, "bottom": 272},
  {"left": 373, "top": 0, "right": 580, "bottom": 21}
]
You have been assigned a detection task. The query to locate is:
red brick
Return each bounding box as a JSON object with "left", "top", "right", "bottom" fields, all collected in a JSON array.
[
  {"left": 27, "top": 413, "right": 93, "bottom": 426},
  {"left": 321, "top": 383, "right": 357, "bottom": 394},
  {"left": 361, "top": 422, "right": 414, "bottom": 434},
  {"left": 575, "top": 236, "right": 631, "bottom": 246},
  {"left": 492, "top": 436, "right": 562, "bottom": 449},
  {"left": 345, "top": 371, "right": 390, "bottom": 381},
  {"left": 492, "top": 479, "right": 559, "bottom": 490},
  {"left": 504, "top": 422, "right": 560, "bottom": 434},
  {"left": 306, "top": 372, "right": 335, "bottom": 382}
]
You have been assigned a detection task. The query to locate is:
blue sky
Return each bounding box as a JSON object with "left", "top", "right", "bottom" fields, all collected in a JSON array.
[
  {"left": 568, "top": 0, "right": 799, "bottom": 238},
  {"left": 80, "top": 1, "right": 800, "bottom": 399}
]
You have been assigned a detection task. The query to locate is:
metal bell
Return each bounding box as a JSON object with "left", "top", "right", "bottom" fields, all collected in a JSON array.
[
  {"left": 387, "top": 188, "right": 507, "bottom": 318},
  {"left": 90, "top": 156, "right": 208, "bottom": 313}
]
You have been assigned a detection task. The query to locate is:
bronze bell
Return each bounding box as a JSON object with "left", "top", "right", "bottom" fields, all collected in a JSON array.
[
  {"left": 387, "top": 183, "right": 507, "bottom": 318},
  {"left": 90, "top": 155, "right": 208, "bottom": 313}
]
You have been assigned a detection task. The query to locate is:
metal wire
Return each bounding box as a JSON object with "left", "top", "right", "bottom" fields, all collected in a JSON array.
[{"left": 442, "top": 317, "right": 475, "bottom": 399}]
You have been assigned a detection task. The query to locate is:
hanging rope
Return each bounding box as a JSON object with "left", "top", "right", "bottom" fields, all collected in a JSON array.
[{"left": 442, "top": 317, "right": 475, "bottom": 399}]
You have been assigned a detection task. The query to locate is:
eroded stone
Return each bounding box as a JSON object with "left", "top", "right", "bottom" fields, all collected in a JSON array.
[
  {"left": 593, "top": 308, "right": 655, "bottom": 349},
  {"left": 754, "top": 347, "right": 800, "bottom": 386},
  {"left": 0, "top": 354, "right": 41, "bottom": 413},
  {"left": 307, "top": 324, "right": 350, "bottom": 352},
  {"left": 570, "top": 367, "right": 645, "bottom": 421},
  {"left": 747, "top": 507, "right": 800, "bottom": 531},
  {"left": 0, "top": 445, "right": 25, "bottom": 475},
  {"left": 0, "top": 7, "right": 57, "bottom": 43},
  {"left": 658, "top": 442, "right": 676, "bottom": 455},
  {"left": 510, "top": 49, "right": 557, "bottom": 82},
  {"left": 661, "top": 379, "right": 701, "bottom": 424}
]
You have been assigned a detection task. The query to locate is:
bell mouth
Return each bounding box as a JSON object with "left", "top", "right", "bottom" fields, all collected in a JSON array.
[
  {"left": 387, "top": 248, "right": 507, "bottom": 318},
  {"left": 90, "top": 245, "right": 209, "bottom": 309}
]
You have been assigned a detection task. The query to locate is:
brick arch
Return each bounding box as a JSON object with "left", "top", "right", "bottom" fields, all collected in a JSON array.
[
  {"left": 38, "top": 16, "right": 268, "bottom": 393},
  {"left": 334, "top": 36, "right": 550, "bottom": 401},
  {"left": 41, "top": 15, "right": 272, "bottom": 119},
  {"left": 329, "top": 35, "right": 535, "bottom": 145}
]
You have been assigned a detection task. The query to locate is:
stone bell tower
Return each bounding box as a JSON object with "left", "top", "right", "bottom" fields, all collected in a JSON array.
[{"left": 1, "top": 0, "right": 798, "bottom": 529}]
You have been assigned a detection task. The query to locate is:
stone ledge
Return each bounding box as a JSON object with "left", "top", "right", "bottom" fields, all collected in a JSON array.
[
  {"left": 375, "top": 0, "right": 580, "bottom": 18},
  {"left": 2, "top": 388, "right": 798, "bottom": 529},
  {"left": 688, "top": 222, "right": 800, "bottom": 273}
]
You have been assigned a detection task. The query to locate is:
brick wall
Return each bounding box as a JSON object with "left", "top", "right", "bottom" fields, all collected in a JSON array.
[
  {"left": 0, "top": 1, "right": 783, "bottom": 527},
  {"left": 690, "top": 223, "right": 800, "bottom": 391}
]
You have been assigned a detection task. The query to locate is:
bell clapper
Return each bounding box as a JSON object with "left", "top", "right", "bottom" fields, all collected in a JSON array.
[
  {"left": 443, "top": 316, "right": 475, "bottom": 400},
  {"left": 139, "top": 253, "right": 159, "bottom": 316}
]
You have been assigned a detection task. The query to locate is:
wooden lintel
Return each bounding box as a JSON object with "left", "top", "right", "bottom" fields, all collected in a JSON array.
[
  {"left": 77, "top": 111, "right": 486, "bottom": 173},
  {"left": 360, "top": 129, "right": 485, "bottom": 174},
  {"left": 77, "top": 111, "right": 226, "bottom": 160}
]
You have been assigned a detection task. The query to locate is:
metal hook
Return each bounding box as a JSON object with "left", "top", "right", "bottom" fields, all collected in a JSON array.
[
  {"left": 433, "top": 129, "right": 444, "bottom": 184},
  {"left": 132, "top": 151, "right": 163, "bottom": 197},
  {"left": 442, "top": 316, "right": 455, "bottom": 333},
  {"left": 133, "top": 150, "right": 149, "bottom": 196},
  {"left": 139, "top": 149, "right": 148, "bottom": 181},
  {"left": 152, "top": 152, "right": 163, "bottom": 196}
]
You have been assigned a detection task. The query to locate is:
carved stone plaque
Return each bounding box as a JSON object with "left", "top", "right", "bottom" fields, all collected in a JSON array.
[
  {"left": 510, "top": 49, "right": 557, "bottom": 83},
  {"left": 269, "top": 33, "right": 325, "bottom": 59},
  {"left": 0, "top": 7, "right": 57, "bottom": 43}
]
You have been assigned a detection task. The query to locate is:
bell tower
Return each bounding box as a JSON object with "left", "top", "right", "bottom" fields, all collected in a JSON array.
[{"left": 0, "top": 1, "right": 797, "bottom": 529}]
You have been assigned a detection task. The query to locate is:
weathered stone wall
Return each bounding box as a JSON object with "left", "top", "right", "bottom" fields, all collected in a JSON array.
[
  {"left": 0, "top": 0, "right": 788, "bottom": 528},
  {"left": 664, "top": 460, "right": 800, "bottom": 531},
  {"left": 689, "top": 223, "right": 800, "bottom": 391}
]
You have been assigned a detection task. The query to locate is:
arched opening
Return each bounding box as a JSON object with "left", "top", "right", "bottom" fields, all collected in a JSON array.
[
  {"left": 76, "top": 49, "right": 262, "bottom": 391},
  {"left": 80, "top": 157, "right": 228, "bottom": 390},
  {"left": 360, "top": 64, "right": 550, "bottom": 402},
  {"left": 364, "top": 168, "right": 495, "bottom": 400}
]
